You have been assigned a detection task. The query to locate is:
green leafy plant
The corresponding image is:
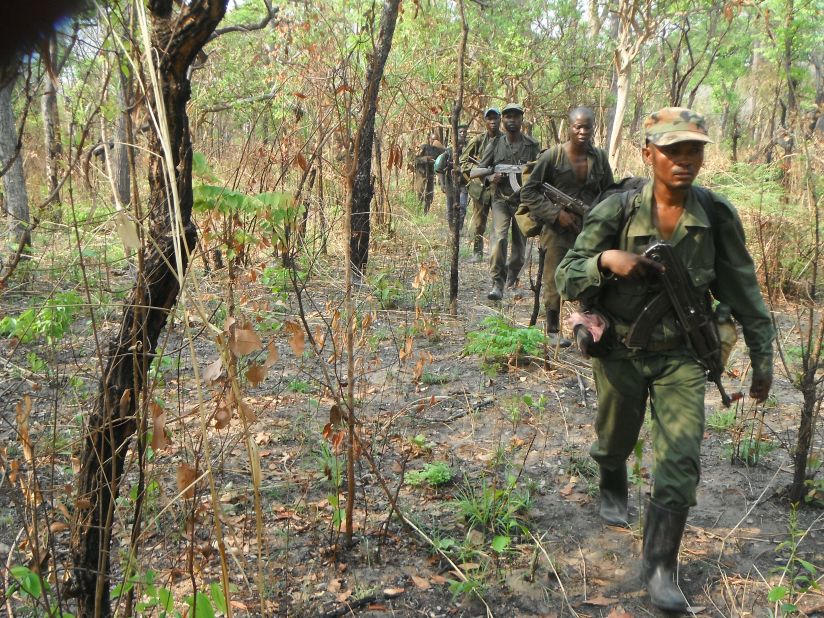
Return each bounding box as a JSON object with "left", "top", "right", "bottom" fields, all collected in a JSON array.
[
  {"left": 7, "top": 565, "right": 73, "bottom": 617},
  {"left": 706, "top": 408, "right": 737, "bottom": 430},
  {"left": 0, "top": 291, "right": 83, "bottom": 344},
  {"left": 456, "top": 474, "right": 530, "bottom": 537},
  {"left": 368, "top": 271, "right": 405, "bottom": 309},
  {"left": 463, "top": 315, "right": 547, "bottom": 365},
  {"left": 768, "top": 506, "right": 820, "bottom": 614},
  {"left": 288, "top": 379, "right": 313, "bottom": 394},
  {"left": 405, "top": 461, "right": 452, "bottom": 487}
]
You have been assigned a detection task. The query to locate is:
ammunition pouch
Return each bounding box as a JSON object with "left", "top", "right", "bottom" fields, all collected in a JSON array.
[{"left": 514, "top": 204, "right": 543, "bottom": 238}]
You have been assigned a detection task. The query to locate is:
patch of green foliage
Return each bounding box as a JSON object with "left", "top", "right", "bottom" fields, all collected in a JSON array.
[
  {"left": 463, "top": 315, "right": 546, "bottom": 364},
  {"left": 0, "top": 291, "right": 83, "bottom": 344},
  {"left": 405, "top": 461, "right": 452, "bottom": 487}
]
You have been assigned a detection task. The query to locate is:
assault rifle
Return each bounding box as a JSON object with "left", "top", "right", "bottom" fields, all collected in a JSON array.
[
  {"left": 540, "top": 183, "right": 589, "bottom": 220},
  {"left": 469, "top": 163, "right": 528, "bottom": 193},
  {"left": 626, "top": 241, "right": 742, "bottom": 407}
]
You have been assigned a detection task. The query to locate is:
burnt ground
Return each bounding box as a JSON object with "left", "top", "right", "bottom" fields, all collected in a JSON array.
[{"left": 1, "top": 199, "right": 823, "bottom": 618}]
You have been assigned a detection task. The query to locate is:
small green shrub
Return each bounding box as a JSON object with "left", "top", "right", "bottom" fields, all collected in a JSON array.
[
  {"left": 406, "top": 461, "right": 452, "bottom": 487},
  {"left": 0, "top": 291, "right": 83, "bottom": 344},
  {"left": 463, "top": 315, "right": 547, "bottom": 364}
]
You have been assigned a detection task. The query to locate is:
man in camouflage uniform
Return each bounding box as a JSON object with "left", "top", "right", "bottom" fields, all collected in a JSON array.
[
  {"left": 460, "top": 107, "right": 501, "bottom": 262},
  {"left": 476, "top": 103, "right": 540, "bottom": 300},
  {"left": 521, "top": 107, "right": 613, "bottom": 345},
  {"left": 556, "top": 107, "right": 774, "bottom": 612},
  {"left": 413, "top": 132, "right": 445, "bottom": 213},
  {"left": 435, "top": 124, "right": 469, "bottom": 235}
]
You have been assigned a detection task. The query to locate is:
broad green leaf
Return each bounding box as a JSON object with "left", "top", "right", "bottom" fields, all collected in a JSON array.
[
  {"left": 491, "top": 535, "right": 511, "bottom": 553},
  {"left": 209, "top": 582, "right": 228, "bottom": 614},
  {"left": 767, "top": 585, "right": 787, "bottom": 602},
  {"left": 188, "top": 590, "right": 215, "bottom": 618}
]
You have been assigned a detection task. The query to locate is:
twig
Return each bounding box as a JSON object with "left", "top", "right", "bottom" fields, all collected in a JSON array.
[{"left": 528, "top": 530, "right": 579, "bottom": 617}]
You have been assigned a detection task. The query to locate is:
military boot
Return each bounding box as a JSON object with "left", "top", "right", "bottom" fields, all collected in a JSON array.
[
  {"left": 642, "top": 500, "right": 690, "bottom": 612},
  {"left": 470, "top": 235, "right": 484, "bottom": 263},
  {"left": 487, "top": 282, "right": 503, "bottom": 301},
  {"left": 546, "top": 309, "right": 572, "bottom": 348},
  {"left": 599, "top": 465, "right": 628, "bottom": 526}
]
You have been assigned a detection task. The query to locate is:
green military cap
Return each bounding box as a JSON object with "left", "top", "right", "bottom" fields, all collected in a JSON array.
[
  {"left": 644, "top": 107, "right": 713, "bottom": 146},
  {"left": 501, "top": 102, "right": 524, "bottom": 114},
  {"left": 484, "top": 106, "right": 501, "bottom": 118}
]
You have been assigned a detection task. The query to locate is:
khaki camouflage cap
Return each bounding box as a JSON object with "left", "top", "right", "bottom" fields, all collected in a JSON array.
[
  {"left": 643, "top": 107, "right": 713, "bottom": 146},
  {"left": 502, "top": 102, "right": 524, "bottom": 114}
]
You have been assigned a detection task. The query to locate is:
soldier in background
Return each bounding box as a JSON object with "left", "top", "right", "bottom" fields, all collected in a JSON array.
[
  {"left": 460, "top": 107, "right": 501, "bottom": 262},
  {"left": 476, "top": 103, "right": 540, "bottom": 301},
  {"left": 413, "top": 132, "right": 445, "bottom": 213},
  {"left": 435, "top": 124, "right": 469, "bottom": 235},
  {"left": 520, "top": 107, "right": 613, "bottom": 345}
]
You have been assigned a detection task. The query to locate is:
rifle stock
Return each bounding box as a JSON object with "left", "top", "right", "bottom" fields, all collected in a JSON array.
[{"left": 642, "top": 241, "right": 742, "bottom": 407}]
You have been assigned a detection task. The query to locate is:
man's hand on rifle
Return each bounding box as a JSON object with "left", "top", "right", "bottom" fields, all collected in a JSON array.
[
  {"left": 556, "top": 209, "right": 581, "bottom": 234},
  {"left": 599, "top": 250, "right": 665, "bottom": 280},
  {"left": 489, "top": 172, "right": 503, "bottom": 185}
]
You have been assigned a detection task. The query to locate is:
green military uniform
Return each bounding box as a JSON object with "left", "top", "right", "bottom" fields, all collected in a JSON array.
[
  {"left": 414, "top": 142, "right": 444, "bottom": 213},
  {"left": 557, "top": 105, "right": 775, "bottom": 613},
  {"left": 460, "top": 131, "right": 497, "bottom": 256},
  {"left": 520, "top": 142, "right": 613, "bottom": 319},
  {"left": 477, "top": 131, "right": 540, "bottom": 289},
  {"left": 556, "top": 181, "right": 773, "bottom": 505}
]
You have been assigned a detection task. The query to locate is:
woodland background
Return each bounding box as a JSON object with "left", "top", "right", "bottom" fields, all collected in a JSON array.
[{"left": 0, "top": 0, "right": 822, "bottom": 616}]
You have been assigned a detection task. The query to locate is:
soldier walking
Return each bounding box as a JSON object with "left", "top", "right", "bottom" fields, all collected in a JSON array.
[
  {"left": 520, "top": 107, "right": 613, "bottom": 345},
  {"left": 556, "top": 107, "right": 774, "bottom": 612},
  {"left": 460, "top": 107, "right": 501, "bottom": 262},
  {"left": 476, "top": 103, "right": 540, "bottom": 300}
]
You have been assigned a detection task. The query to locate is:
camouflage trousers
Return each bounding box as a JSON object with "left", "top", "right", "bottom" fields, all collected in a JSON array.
[
  {"left": 540, "top": 226, "right": 576, "bottom": 313},
  {"left": 591, "top": 351, "right": 707, "bottom": 509},
  {"left": 489, "top": 197, "right": 525, "bottom": 287}
]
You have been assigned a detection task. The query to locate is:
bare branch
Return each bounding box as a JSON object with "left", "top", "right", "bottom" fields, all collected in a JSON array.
[{"left": 209, "top": 0, "right": 278, "bottom": 40}]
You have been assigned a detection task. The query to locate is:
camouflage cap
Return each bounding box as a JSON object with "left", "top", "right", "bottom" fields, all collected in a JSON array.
[
  {"left": 484, "top": 106, "right": 501, "bottom": 118},
  {"left": 502, "top": 102, "right": 524, "bottom": 115},
  {"left": 643, "top": 107, "right": 713, "bottom": 146}
]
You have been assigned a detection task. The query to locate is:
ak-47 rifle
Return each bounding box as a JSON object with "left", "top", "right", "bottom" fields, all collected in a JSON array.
[
  {"left": 626, "top": 241, "right": 742, "bottom": 407},
  {"left": 540, "top": 183, "right": 589, "bottom": 219},
  {"left": 469, "top": 163, "right": 528, "bottom": 193}
]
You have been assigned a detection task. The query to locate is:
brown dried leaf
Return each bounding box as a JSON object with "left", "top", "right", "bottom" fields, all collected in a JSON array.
[
  {"left": 410, "top": 575, "right": 430, "bottom": 590},
  {"left": 284, "top": 320, "right": 306, "bottom": 356},
  {"left": 49, "top": 521, "right": 69, "bottom": 534},
  {"left": 295, "top": 153, "right": 308, "bottom": 171},
  {"left": 264, "top": 341, "right": 280, "bottom": 368},
  {"left": 330, "top": 404, "right": 342, "bottom": 426},
  {"left": 177, "top": 463, "right": 197, "bottom": 499},
  {"left": 383, "top": 588, "right": 404, "bottom": 597},
  {"left": 203, "top": 358, "right": 223, "bottom": 382},
  {"left": 150, "top": 401, "right": 168, "bottom": 451},
  {"left": 15, "top": 395, "right": 32, "bottom": 463},
  {"left": 246, "top": 362, "right": 267, "bottom": 387},
  {"left": 214, "top": 399, "right": 231, "bottom": 429},
  {"left": 230, "top": 328, "right": 263, "bottom": 357}
]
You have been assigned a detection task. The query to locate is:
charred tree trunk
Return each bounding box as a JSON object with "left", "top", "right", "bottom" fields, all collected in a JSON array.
[
  {"left": 449, "top": 0, "right": 468, "bottom": 312},
  {"left": 347, "top": 0, "right": 400, "bottom": 277},
  {"left": 70, "top": 1, "right": 227, "bottom": 616}
]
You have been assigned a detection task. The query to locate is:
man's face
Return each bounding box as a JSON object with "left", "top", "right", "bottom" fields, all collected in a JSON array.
[
  {"left": 484, "top": 113, "right": 501, "bottom": 134},
  {"left": 458, "top": 127, "right": 468, "bottom": 144},
  {"left": 502, "top": 111, "right": 523, "bottom": 134},
  {"left": 643, "top": 140, "right": 705, "bottom": 190},
  {"left": 569, "top": 114, "right": 594, "bottom": 146}
]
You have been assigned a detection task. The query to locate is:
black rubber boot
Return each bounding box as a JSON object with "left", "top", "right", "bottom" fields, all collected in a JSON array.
[
  {"left": 599, "top": 465, "right": 628, "bottom": 526},
  {"left": 546, "top": 309, "right": 572, "bottom": 348},
  {"left": 487, "top": 282, "right": 503, "bottom": 301},
  {"left": 642, "top": 500, "right": 690, "bottom": 612}
]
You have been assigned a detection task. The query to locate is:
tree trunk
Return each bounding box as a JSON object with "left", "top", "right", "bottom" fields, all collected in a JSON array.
[
  {"left": 0, "top": 76, "right": 31, "bottom": 251},
  {"left": 347, "top": 0, "right": 400, "bottom": 276},
  {"left": 41, "top": 37, "right": 62, "bottom": 212},
  {"left": 608, "top": 66, "right": 631, "bottom": 171},
  {"left": 112, "top": 50, "right": 133, "bottom": 209},
  {"left": 449, "top": 0, "right": 468, "bottom": 313},
  {"left": 70, "top": 1, "right": 227, "bottom": 615}
]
